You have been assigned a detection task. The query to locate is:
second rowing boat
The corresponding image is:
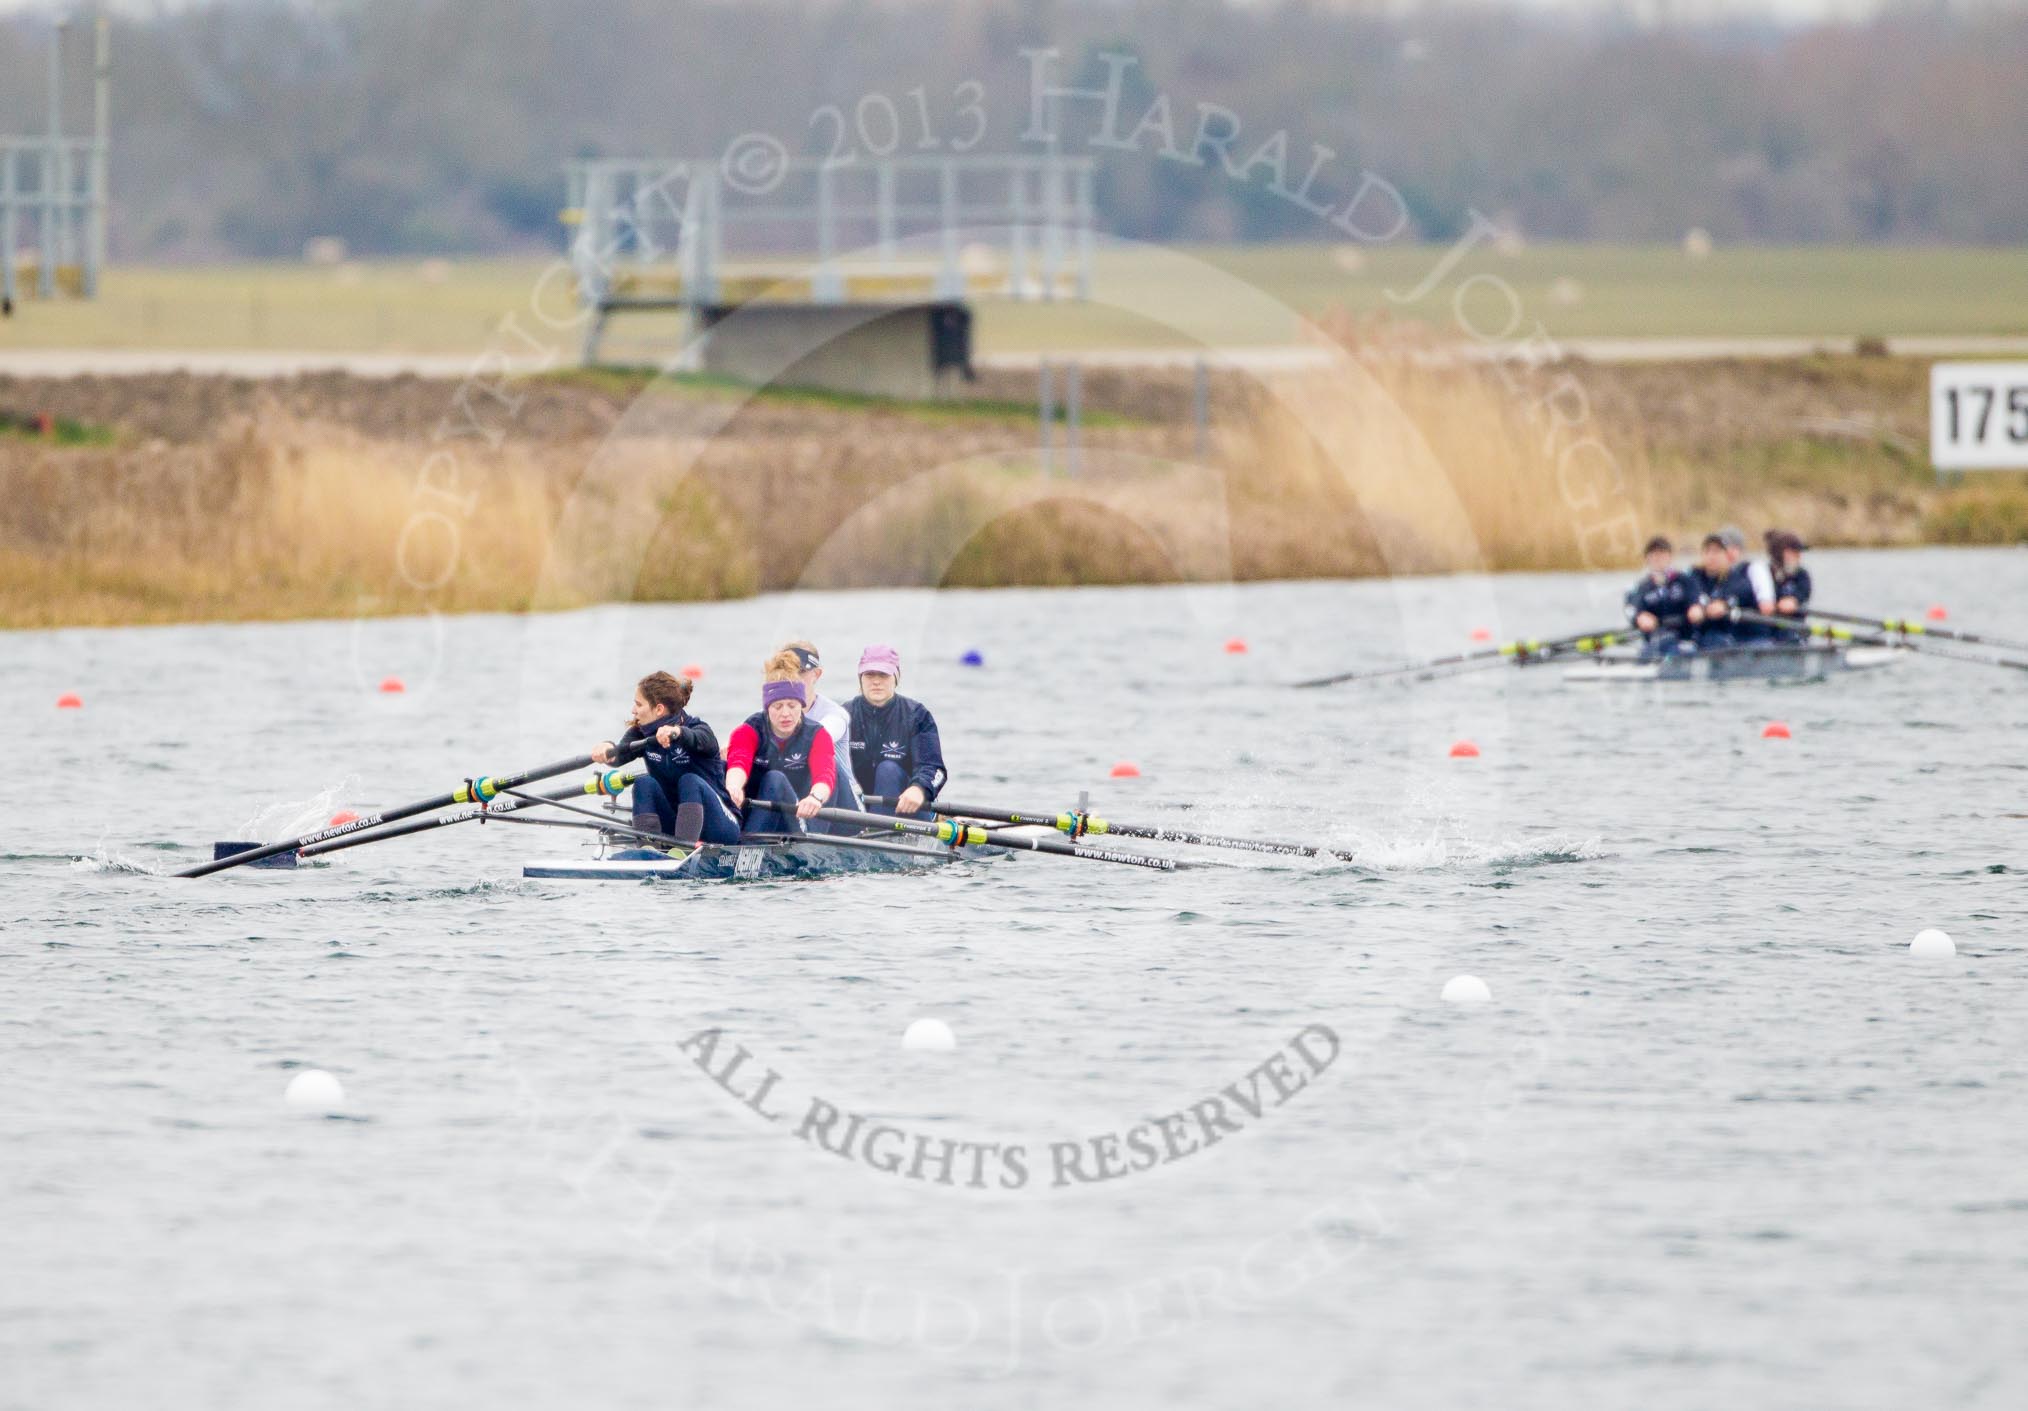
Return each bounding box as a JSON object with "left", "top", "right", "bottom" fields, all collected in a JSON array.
[{"left": 1563, "top": 641, "right": 1908, "bottom": 683}]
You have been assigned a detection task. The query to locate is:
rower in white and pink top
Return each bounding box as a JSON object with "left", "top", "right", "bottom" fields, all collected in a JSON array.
[{"left": 780, "top": 638, "right": 861, "bottom": 810}]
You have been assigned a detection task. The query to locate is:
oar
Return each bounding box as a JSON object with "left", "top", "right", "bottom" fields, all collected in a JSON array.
[
  {"left": 179, "top": 749, "right": 634, "bottom": 878},
  {"left": 1732, "top": 609, "right": 2028, "bottom": 672},
  {"left": 749, "top": 800, "right": 1185, "bottom": 871},
  {"left": 877, "top": 797, "right": 1357, "bottom": 864},
  {"left": 298, "top": 770, "right": 640, "bottom": 859},
  {"left": 1804, "top": 607, "right": 2028, "bottom": 656},
  {"left": 1728, "top": 608, "right": 1881, "bottom": 644},
  {"left": 1292, "top": 626, "right": 1630, "bottom": 688}
]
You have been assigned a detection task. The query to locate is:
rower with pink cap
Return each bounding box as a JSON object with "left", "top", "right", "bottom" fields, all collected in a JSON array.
[{"left": 844, "top": 644, "right": 948, "bottom": 818}]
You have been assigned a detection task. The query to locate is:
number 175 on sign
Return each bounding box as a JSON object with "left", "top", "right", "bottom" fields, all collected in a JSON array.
[{"left": 1932, "top": 362, "right": 2028, "bottom": 472}]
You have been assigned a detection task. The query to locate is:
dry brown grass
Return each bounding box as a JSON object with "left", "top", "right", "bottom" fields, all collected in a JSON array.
[
  {"left": 4, "top": 348, "right": 2025, "bottom": 629},
  {"left": 1219, "top": 314, "right": 1661, "bottom": 575}
]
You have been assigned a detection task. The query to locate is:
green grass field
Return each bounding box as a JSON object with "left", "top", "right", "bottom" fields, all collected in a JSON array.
[{"left": 2, "top": 244, "right": 2025, "bottom": 357}]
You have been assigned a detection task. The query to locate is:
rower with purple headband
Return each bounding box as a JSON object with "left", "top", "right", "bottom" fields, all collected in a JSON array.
[
  {"left": 778, "top": 638, "right": 861, "bottom": 811},
  {"left": 724, "top": 649, "right": 840, "bottom": 835},
  {"left": 845, "top": 644, "right": 948, "bottom": 820}
]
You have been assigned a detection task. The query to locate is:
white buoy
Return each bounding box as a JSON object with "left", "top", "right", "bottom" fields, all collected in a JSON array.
[
  {"left": 1909, "top": 928, "right": 1956, "bottom": 959},
  {"left": 1442, "top": 975, "right": 1491, "bottom": 1004},
  {"left": 902, "top": 1018, "right": 957, "bottom": 1052},
  {"left": 284, "top": 1069, "right": 345, "bottom": 1112}
]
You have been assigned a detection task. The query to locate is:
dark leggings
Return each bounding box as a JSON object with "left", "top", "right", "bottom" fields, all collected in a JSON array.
[
  {"left": 864, "top": 760, "right": 929, "bottom": 820},
  {"left": 740, "top": 772, "right": 806, "bottom": 836},
  {"left": 631, "top": 774, "right": 741, "bottom": 845}
]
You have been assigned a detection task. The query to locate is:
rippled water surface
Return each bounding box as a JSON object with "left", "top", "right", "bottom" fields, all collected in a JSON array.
[{"left": 5, "top": 547, "right": 2026, "bottom": 1410}]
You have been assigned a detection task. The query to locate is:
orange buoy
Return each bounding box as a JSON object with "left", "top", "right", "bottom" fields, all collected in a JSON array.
[
  {"left": 680, "top": 663, "right": 705, "bottom": 681},
  {"left": 378, "top": 677, "right": 406, "bottom": 693},
  {"left": 1469, "top": 627, "right": 1493, "bottom": 642},
  {"left": 1449, "top": 740, "right": 1480, "bottom": 758},
  {"left": 55, "top": 693, "right": 83, "bottom": 710},
  {"left": 1762, "top": 721, "right": 1791, "bottom": 739},
  {"left": 329, "top": 810, "right": 360, "bottom": 827},
  {"left": 1109, "top": 761, "right": 1141, "bottom": 778},
  {"left": 1223, "top": 637, "right": 1249, "bottom": 655},
  {"left": 1926, "top": 605, "right": 1948, "bottom": 621}
]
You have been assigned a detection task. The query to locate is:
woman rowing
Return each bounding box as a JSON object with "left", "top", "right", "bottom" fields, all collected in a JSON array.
[
  {"left": 725, "top": 650, "right": 838, "bottom": 835},
  {"left": 781, "top": 639, "right": 861, "bottom": 810},
  {"left": 592, "top": 671, "right": 741, "bottom": 846},
  {"left": 1625, "top": 534, "right": 1693, "bottom": 657},
  {"left": 1766, "top": 529, "right": 1812, "bottom": 630},
  {"left": 846, "top": 644, "right": 947, "bottom": 818},
  {"left": 1684, "top": 533, "right": 1745, "bottom": 648}
]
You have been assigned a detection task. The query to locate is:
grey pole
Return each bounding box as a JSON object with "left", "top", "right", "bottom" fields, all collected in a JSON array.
[
  {"left": 1065, "top": 361, "right": 1082, "bottom": 476},
  {"left": 876, "top": 161, "right": 896, "bottom": 263},
  {"left": 702, "top": 164, "right": 723, "bottom": 304},
  {"left": 937, "top": 160, "right": 959, "bottom": 299},
  {"left": 87, "top": 16, "right": 106, "bottom": 296},
  {"left": 1194, "top": 354, "right": 1210, "bottom": 457},
  {"left": 1041, "top": 157, "right": 1064, "bottom": 301},
  {"left": 41, "top": 21, "right": 63, "bottom": 298},
  {"left": 2, "top": 148, "right": 16, "bottom": 308},
  {"left": 1039, "top": 361, "right": 1055, "bottom": 476},
  {"left": 815, "top": 161, "right": 838, "bottom": 301},
  {"left": 1008, "top": 168, "right": 1028, "bottom": 296},
  {"left": 1075, "top": 163, "right": 1094, "bottom": 299}
]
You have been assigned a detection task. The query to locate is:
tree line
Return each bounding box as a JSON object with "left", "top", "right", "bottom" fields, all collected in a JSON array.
[{"left": 1, "top": 0, "right": 2021, "bottom": 258}]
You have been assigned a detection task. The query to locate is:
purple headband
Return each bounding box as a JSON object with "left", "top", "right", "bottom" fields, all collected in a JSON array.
[{"left": 762, "top": 679, "right": 807, "bottom": 708}]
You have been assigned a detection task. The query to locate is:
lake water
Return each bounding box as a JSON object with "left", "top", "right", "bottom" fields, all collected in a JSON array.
[{"left": 5, "top": 547, "right": 2025, "bottom": 1410}]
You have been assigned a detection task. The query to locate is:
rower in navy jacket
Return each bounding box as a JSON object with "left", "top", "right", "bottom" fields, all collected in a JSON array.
[
  {"left": 1625, "top": 535, "right": 1693, "bottom": 657},
  {"left": 592, "top": 671, "right": 741, "bottom": 846},
  {"left": 846, "top": 643, "right": 947, "bottom": 819},
  {"left": 725, "top": 650, "right": 838, "bottom": 835},
  {"left": 1718, "top": 524, "right": 1777, "bottom": 642},
  {"left": 1683, "top": 533, "right": 1744, "bottom": 648},
  {"left": 1766, "top": 529, "right": 1812, "bottom": 635}
]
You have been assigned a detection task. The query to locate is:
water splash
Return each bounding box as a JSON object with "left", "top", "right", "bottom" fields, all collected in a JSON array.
[
  {"left": 1326, "top": 825, "right": 1609, "bottom": 872},
  {"left": 68, "top": 846, "right": 164, "bottom": 877},
  {"left": 238, "top": 777, "right": 362, "bottom": 844}
]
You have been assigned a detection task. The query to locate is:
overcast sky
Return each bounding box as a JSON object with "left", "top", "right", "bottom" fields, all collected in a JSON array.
[
  {"left": 0, "top": 0, "right": 1960, "bottom": 19},
  {"left": 1, "top": 0, "right": 2022, "bottom": 32}
]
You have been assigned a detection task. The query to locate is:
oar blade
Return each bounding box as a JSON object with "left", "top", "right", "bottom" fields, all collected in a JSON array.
[{"left": 179, "top": 751, "right": 613, "bottom": 879}]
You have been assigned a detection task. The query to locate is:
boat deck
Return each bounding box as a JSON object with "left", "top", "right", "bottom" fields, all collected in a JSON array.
[
  {"left": 1564, "top": 642, "right": 1908, "bottom": 683},
  {"left": 522, "top": 831, "right": 985, "bottom": 882}
]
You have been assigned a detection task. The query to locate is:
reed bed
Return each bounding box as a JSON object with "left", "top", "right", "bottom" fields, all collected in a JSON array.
[{"left": 2, "top": 351, "right": 2022, "bottom": 629}]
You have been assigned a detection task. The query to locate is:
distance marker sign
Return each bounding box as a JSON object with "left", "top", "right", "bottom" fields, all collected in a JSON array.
[{"left": 1932, "top": 362, "right": 2028, "bottom": 471}]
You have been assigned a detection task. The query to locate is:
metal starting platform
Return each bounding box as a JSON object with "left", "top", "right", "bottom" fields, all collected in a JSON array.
[{"left": 562, "top": 154, "right": 1095, "bottom": 398}]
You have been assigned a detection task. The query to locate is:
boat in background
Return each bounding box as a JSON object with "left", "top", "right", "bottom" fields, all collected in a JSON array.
[{"left": 1564, "top": 642, "right": 1909, "bottom": 683}]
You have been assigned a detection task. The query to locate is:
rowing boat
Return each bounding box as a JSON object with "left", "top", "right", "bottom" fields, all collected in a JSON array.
[
  {"left": 1563, "top": 641, "right": 1909, "bottom": 683},
  {"left": 523, "top": 830, "right": 986, "bottom": 882}
]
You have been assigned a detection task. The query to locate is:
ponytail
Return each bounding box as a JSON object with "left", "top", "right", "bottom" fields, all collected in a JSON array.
[{"left": 637, "top": 670, "right": 692, "bottom": 714}]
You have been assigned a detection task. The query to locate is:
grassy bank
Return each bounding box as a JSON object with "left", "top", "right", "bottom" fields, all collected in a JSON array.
[
  {"left": 3, "top": 244, "right": 2026, "bottom": 357},
  {"left": 2, "top": 344, "right": 2023, "bottom": 629}
]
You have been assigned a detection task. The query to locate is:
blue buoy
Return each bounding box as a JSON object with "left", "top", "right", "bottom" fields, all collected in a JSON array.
[{"left": 959, "top": 649, "right": 985, "bottom": 667}]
